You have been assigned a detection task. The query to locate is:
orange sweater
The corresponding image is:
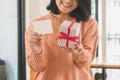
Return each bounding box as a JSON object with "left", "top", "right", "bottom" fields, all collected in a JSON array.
[{"left": 25, "top": 13, "right": 98, "bottom": 80}]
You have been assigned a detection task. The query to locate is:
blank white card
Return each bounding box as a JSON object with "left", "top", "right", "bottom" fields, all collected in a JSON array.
[{"left": 33, "top": 19, "right": 53, "bottom": 34}]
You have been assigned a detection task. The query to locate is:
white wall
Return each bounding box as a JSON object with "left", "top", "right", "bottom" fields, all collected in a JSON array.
[
  {"left": 0, "top": 0, "right": 18, "bottom": 80},
  {"left": 26, "top": 0, "right": 50, "bottom": 26}
]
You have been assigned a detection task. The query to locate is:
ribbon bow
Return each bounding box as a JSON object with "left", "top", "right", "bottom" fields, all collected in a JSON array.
[{"left": 56, "top": 22, "right": 79, "bottom": 47}]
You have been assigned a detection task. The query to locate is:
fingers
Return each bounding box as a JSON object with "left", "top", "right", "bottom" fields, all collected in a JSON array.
[
  {"left": 61, "top": 43, "right": 82, "bottom": 53},
  {"left": 30, "top": 32, "right": 43, "bottom": 46},
  {"left": 72, "top": 43, "right": 82, "bottom": 53},
  {"left": 74, "top": 43, "right": 81, "bottom": 51},
  {"left": 29, "top": 32, "right": 43, "bottom": 54},
  {"left": 31, "top": 32, "right": 42, "bottom": 38}
]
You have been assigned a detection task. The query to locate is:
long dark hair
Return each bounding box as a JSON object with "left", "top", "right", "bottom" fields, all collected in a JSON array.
[{"left": 47, "top": 0, "right": 91, "bottom": 21}]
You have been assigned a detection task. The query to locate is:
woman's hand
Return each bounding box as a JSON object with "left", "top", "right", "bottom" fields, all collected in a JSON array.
[
  {"left": 72, "top": 43, "right": 82, "bottom": 54},
  {"left": 63, "top": 43, "right": 82, "bottom": 54},
  {"left": 29, "top": 32, "right": 43, "bottom": 54}
]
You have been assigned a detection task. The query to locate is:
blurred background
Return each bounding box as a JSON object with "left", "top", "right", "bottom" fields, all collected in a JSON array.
[{"left": 0, "top": 0, "right": 120, "bottom": 80}]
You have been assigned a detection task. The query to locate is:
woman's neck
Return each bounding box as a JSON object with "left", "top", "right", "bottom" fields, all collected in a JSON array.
[
  {"left": 59, "top": 14, "right": 69, "bottom": 19},
  {"left": 53, "top": 13, "right": 71, "bottom": 20},
  {"left": 50, "top": 13, "right": 74, "bottom": 21}
]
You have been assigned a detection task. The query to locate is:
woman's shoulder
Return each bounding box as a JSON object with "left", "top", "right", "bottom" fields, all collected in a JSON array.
[
  {"left": 81, "top": 17, "right": 98, "bottom": 32},
  {"left": 82, "top": 18, "right": 98, "bottom": 28},
  {"left": 83, "top": 18, "right": 97, "bottom": 25}
]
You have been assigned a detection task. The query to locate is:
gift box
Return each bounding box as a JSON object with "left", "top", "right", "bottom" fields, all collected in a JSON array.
[{"left": 57, "top": 21, "right": 80, "bottom": 48}]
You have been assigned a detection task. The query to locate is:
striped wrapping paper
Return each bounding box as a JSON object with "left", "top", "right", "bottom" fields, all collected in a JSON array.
[{"left": 58, "top": 20, "right": 81, "bottom": 48}]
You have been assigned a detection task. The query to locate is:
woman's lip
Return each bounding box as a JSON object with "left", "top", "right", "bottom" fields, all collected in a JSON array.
[{"left": 62, "top": 2, "right": 72, "bottom": 8}]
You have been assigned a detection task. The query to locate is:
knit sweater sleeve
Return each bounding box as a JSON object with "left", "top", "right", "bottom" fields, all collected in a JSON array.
[
  {"left": 73, "top": 18, "right": 98, "bottom": 69},
  {"left": 25, "top": 23, "right": 47, "bottom": 72}
]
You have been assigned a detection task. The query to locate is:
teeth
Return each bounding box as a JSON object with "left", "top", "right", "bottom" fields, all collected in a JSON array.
[
  {"left": 63, "top": 3, "right": 71, "bottom": 7},
  {"left": 64, "top": 3, "right": 70, "bottom": 7}
]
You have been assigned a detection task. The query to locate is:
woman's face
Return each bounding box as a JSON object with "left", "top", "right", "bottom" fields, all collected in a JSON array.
[{"left": 56, "top": 0, "right": 78, "bottom": 14}]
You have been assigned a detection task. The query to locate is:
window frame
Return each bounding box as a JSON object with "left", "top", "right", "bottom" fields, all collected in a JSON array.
[{"left": 17, "top": 0, "right": 26, "bottom": 80}]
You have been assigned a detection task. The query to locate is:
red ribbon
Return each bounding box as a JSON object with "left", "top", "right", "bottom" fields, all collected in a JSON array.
[{"left": 57, "top": 22, "right": 79, "bottom": 47}]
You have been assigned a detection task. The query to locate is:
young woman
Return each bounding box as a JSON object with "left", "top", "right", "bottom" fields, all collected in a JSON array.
[{"left": 25, "top": 0, "right": 98, "bottom": 80}]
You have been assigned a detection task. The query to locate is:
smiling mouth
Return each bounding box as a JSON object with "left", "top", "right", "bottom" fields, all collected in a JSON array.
[{"left": 62, "top": 2, "right": 72, "bottom": 8}]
